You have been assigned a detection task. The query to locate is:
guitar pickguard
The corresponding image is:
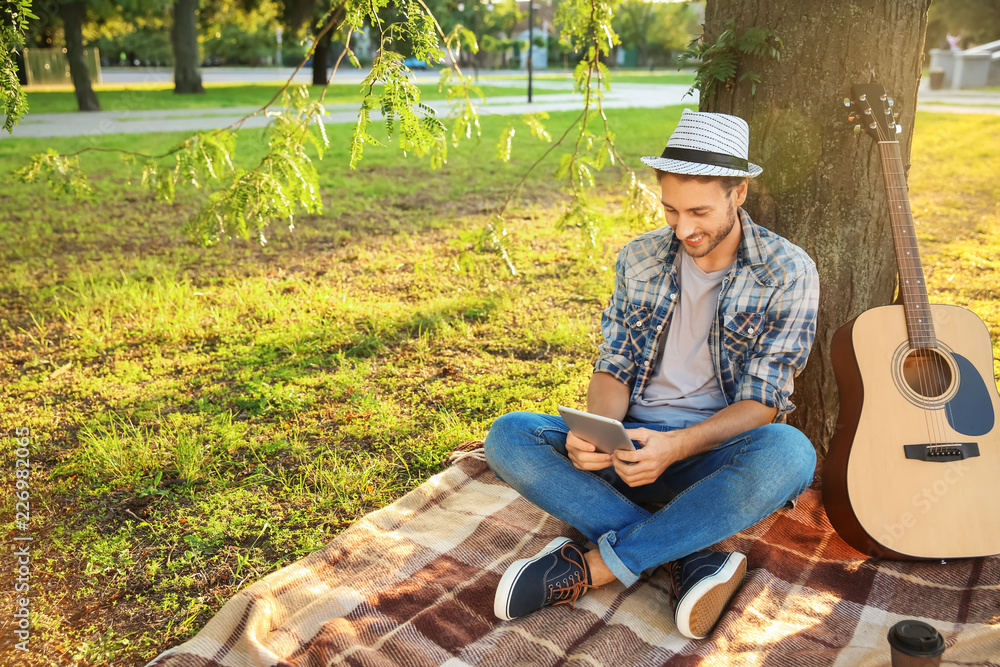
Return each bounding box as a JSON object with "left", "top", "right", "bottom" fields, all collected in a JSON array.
[{"left": 947, "top": 353, "right": 995, "bottom": 437}]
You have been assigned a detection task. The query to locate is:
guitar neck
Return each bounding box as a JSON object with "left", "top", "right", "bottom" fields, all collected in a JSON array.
[{"left": 877, "top": 140, "right": 937, "bottom": 349}]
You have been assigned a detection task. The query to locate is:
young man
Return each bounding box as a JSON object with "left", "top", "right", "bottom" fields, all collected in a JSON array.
[{"left": 483, "top": 110, "right": 820, "bottom": 640}]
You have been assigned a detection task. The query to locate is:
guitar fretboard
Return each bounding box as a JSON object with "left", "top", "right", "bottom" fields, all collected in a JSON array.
[{"left": 877, "top": 141, "right": 936, "bottom": 349}]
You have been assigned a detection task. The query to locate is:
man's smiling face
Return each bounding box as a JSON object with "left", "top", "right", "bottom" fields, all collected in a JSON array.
[{"left": 659, "top": 173, "right": 748, "bottom": 271}]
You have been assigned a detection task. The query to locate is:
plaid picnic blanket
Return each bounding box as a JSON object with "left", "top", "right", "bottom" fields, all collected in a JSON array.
[{"left": 146, "top": 454, "right": 1000, "bottom": 667}]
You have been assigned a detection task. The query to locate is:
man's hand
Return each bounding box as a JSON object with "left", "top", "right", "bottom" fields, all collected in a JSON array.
[
  {"left": 565, "top": 431, "right": 614, "bottom": 471},
  {"left": 612, "top": 428, "right": 688, "bottom": 487}
]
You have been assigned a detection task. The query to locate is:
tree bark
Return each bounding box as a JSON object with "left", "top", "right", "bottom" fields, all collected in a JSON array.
[
  {"left": 701, "top": 0, "right": 931, "bottom": 453},
  {"left": 172, "top": 0, "right": 204, "bottom": 94},
  {"left": 59, "top": 1, "right": 100, "bottom": 111}
]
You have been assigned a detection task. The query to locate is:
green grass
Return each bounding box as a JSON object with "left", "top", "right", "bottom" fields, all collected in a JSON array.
[
  {"left": 1, "top": 106, "right": 998, "bottom": 665},
  {"left": 921, "top": 100, "right": 1000, "bottom": 107},
  {"left": 22, "top": 70, "right": 695, "bottom": 115},
  {"left": 486, "top": 70, "right": 696, "bottom": 86},
  {"left": 22, "top": 81, "right": 566, "bottom": 115},
  {"left": 604, "top": 71, "right": 697, "bottom": 85},
  {"left": 0, "top": 105, "right": 679, "bottom": 665},
  {"left": 908, "top": 111, "right": 1000, "bottom": 379}
]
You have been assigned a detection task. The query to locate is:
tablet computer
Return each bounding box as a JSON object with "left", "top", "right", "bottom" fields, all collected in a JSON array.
[{"left": 557, "top": 406, "right": 636, "bottom": 454}]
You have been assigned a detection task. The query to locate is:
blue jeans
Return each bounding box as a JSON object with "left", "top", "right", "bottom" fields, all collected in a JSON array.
[{"left": 483, "top": 412, "right": 815, "bottom": 587}]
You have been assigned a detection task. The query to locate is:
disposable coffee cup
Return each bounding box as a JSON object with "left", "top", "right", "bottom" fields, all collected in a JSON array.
[{"left": 887, "top": 620, "right": 945, "bottom": 667}]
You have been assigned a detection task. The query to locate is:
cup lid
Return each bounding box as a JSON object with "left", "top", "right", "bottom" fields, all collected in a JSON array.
[{"left": 887, "top": 620, "right": 945, "bottom": 657}]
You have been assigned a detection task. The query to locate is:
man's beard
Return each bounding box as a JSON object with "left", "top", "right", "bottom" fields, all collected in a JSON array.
[{"left": 681, "top": 205, "right": 738, "bottom": 258}]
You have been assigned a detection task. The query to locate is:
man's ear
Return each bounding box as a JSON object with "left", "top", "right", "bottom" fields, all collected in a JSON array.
[{"left": 733, "top": 179, "right": 749, "bottom": 207}]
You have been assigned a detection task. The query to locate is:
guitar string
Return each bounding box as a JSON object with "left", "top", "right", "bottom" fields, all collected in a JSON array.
[
  {"left": 870, "top": 107, "right": 949, "bottom": 449},
  {"left": 866, "top": 103, "right": 934, "bottom": 443},
  {"left": 881, "top": 143, "right": 948, "bottom": 449},
  {"left": 882, "top": 140, "right": 950, "bottom": 449}
]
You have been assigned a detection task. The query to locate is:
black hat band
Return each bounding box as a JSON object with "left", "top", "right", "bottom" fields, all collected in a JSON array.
[{"left": 659, "top": 146, "right": 749, "bottom": 172}]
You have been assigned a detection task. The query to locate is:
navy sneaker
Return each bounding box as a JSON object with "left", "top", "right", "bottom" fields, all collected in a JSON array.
[
  {"left": 494, "top": 537, "right": 598, "bottom": 620},
  {"left": 667, "top": 550, "right": 747, "bottom": 639}
]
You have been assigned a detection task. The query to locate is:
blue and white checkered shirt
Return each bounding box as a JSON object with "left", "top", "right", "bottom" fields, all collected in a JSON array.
[{"left": 594, "top": 208, "right": 819, "bottom": 418}]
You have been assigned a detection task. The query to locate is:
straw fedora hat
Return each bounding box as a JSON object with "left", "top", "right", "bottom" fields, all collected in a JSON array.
[{"left": 640, "top": 109, "right": 763, "bottom": 178}]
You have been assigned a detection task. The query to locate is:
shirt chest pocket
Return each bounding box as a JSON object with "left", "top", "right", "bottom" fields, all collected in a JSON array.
[
  {"left": 624, "top": 277, "right": 660, "bottom": 311},
  {"left": 625, "top": 305, "right": 652, "bottom": 331},
  {"left": 722, "top": 311, "right": 764, "bottom": 360},
  {"left": 622, "top": 305, "right": 654, "bottom": 357}
]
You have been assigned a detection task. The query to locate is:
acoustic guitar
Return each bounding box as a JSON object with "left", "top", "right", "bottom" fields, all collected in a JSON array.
[{"left": 822, "top": 83, "right": 1000, "bottom": 560}]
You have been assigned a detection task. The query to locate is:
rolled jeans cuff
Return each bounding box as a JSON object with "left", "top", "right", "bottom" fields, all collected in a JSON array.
[{"left": 597, "top": 531, "right": 641, "bottom": 588}]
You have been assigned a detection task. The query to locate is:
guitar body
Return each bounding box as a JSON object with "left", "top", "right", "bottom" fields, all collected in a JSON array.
[{"left": 824, "top": 303, "right": 1000, "bottom": 559}]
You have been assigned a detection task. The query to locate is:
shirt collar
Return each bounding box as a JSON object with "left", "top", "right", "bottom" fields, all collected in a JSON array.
[{"left": 737, "top": 208, "right": 767, "bottom": 268}]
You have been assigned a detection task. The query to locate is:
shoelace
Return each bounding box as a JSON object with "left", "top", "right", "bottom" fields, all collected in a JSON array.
[
  {"left": 547, "top": 543, "right": 601, "bottom": 609},
  {"left": 667, "top": 560, "right": 683, "bottom": 600}
]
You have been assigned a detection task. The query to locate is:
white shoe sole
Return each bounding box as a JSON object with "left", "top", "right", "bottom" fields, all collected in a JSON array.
[
  {"left": 494, "top": 536, "right": 573, "bottom": 620},
  {"left": 674, "top": 552, "right": 747, "bottom": 640}
]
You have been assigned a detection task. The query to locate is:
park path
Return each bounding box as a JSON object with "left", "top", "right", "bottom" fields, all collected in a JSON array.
[
  {"left": 1, "top": 76, "right": 700, "bottom": 140},
  {"left": 913, "top": 85, "right": 1000, "bottom": 115},
  {"left": 3, "top": 72, "right": 998, "bottom": 140}
]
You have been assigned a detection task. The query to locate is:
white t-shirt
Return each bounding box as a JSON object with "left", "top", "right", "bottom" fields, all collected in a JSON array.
[{"left": 627, "top": 251, "right": 732, "bottom": 427}]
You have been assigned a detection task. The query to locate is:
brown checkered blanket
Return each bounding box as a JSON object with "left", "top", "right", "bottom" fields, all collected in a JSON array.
[{"left": 146, "top": 456, "right": 1000, "bottom": 666}]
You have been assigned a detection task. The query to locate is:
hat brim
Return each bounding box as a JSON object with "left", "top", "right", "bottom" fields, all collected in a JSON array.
[{"left": 640, "top": 155, "right": 762, "bottom": 178}]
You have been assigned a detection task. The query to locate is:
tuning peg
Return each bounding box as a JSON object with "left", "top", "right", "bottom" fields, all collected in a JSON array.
[
  {"left": 843, "top": 97, "right": 851, "bottom": 107},
  {"left": 869, "top": 122, "right": 878, "bottom": 130},
  {"left": 854, "top": 125, "right": 862, "bottom": 135},
  {"left": 885, "top": 107, "right": 893, "bottom": 115},
  {"left": 859, "top": 93, "right": 867, "bottom": 101},
  {"left": 880, "top": 93, "right": 888, "bottom": 101},
  {"left": 864, "top": 108, "right": 872, "bottom": 115}
]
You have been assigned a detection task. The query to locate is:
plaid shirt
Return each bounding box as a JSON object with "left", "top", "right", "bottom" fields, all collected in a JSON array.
[{"left": 594, "top": 209, "right": 819, "bottom": 418}]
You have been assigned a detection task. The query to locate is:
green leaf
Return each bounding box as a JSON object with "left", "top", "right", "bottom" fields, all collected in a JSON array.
[
  {"left": 523, "top": 113, "right": 551, "bottom": 143},
  {"left": 682, "top": 18, "right": 781, "bottom": 101},
  {"left": 496, "top": 126, "right": 515, "bottom": 162},
  {"left": 556, "top": 153, "right": 573, "bottom": 180},
  {"left": 15, "top": 150, "right": 92, "bottom": 199},
  {"left": 575, "top": 161, "right": 594, "bottom": 189}
]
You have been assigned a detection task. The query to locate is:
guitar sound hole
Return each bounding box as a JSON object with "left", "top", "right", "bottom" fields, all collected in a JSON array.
[{"left": 902, "top": 349, "right": 953, "bottom": 398}]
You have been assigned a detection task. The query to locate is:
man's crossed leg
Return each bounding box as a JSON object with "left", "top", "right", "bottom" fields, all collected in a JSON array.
[{"left": 484, "top": 412, "right": 815, "bottom": 639}]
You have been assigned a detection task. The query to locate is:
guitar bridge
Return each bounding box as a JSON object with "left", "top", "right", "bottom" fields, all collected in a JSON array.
[{"left": 903, "top": 443, "right": 980, "bottom": 462}]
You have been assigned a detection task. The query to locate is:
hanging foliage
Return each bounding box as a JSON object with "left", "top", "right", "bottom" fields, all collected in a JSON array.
[
  {"left": 1, "top": 0, "right": 35, "bottom": 133},
  {"left": 8, "top": 0, "right": 672, "bottom": 267}
]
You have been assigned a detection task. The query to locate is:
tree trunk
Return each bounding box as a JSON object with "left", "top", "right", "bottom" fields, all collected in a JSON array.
[
  {"left": 701, "top": 0, "right": 931, "bottom": 453},
  {"left": 312, "top": 24, "right": 333, "bottom": 85},
  {"left": 59, "top": 1, "right": 100, "bottom": 111},
  {"left": 172, "top": 0, "right": 204, "bottom": 94}
]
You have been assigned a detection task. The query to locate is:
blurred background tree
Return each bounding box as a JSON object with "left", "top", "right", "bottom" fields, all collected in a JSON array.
[
  {"left": 438, "top": 0, "right": 521, "bottom": 73},
  {"left": 280, "top": 0, "right": 355, "bottom": 84},
  {"left": 172, "top": 0, "right": 204, "bottom": 92},
  {"left": 612, "top": 0, "right": 702, "bottom": 69},
  {"left": 925, "top": 0, "right": 1000, "bottom": 52},
  {"left": 202, "top": 0, "right": 282, "bottom": 67},
  {"left": 51, "top": 0, "right": 108, "bottom": 110}
]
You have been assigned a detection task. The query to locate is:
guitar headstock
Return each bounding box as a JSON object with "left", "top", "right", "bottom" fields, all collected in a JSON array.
[{"left": 844, "top": 83, "right": 901, "bottom": 142}]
